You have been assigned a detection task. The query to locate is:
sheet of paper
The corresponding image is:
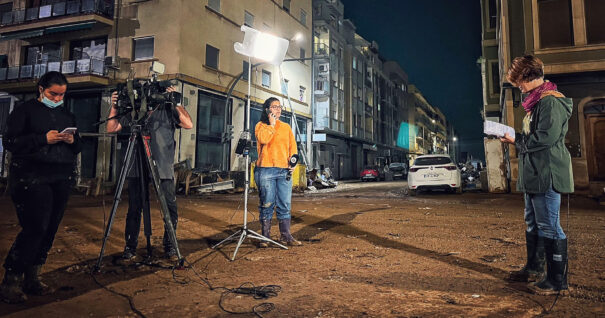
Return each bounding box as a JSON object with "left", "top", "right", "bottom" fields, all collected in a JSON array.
[{"left": 484, "top": 120, "right": 515, "bottom": 138}]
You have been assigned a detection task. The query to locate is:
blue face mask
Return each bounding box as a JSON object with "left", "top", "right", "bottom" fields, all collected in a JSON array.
[{"left": 41, "top": 96, "right": 63, "bottom": 108}]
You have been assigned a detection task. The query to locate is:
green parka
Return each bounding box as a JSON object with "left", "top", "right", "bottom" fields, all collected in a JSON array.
[{"left": 516, "top": 94, "right": 574, "bottom": 194}]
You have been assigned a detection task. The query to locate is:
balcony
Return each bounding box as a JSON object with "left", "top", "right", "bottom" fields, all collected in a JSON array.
[
  {"left": 313, "top": 43, "right": 329, "bottom": 57},
  {"left": 0, "top": 0, "right": 114, "bottom": 41},
  {"left": 0, "top": 58, "right": 110, "bottom": 93}
]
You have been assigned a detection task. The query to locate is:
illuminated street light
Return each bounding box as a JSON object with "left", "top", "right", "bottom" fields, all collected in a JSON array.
[{"left": 453, "top": 136, "right": 457, "bottom": 141}]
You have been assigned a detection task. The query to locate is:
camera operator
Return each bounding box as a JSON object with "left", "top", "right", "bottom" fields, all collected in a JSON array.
[
  {"left": 0, "top": 72, "right": 81, "bottom": 303},
  {"left": 254, "top": 97, "right": 301, "bottom": 247},
  {"left": 106, "top": 86, "right": 192, "bottom": 261}
]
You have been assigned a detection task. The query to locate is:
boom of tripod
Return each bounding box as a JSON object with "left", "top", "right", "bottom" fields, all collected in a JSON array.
[{"left": 94, "top": 121, "right": 184, "bottom": 271}]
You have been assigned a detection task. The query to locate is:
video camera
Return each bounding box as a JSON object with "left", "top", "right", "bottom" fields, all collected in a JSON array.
[{"left": 114, "top": 62, "right": 182, "bottom": 114}]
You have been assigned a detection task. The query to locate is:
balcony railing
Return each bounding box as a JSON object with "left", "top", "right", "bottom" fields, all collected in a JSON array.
[
  {"left": 1, "top": 0, "right": 114, "bottom": 27},
  {"left": 0, "top": 57, "right": 106, "bottom": 81}
]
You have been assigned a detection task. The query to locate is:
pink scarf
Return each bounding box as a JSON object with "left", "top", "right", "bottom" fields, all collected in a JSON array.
[{"left": 522, "top": 81, "right": 557, "bottom": 113}]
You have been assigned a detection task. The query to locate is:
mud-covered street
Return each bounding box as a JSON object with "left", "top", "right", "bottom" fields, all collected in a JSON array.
[{"left": 0, "top": 181, "right": 603, "bottom": 317}]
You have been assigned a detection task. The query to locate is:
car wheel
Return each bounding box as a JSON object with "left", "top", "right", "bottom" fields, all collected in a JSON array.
[{"left": 409, "top": 188, "right": 416, "bottom": 196}]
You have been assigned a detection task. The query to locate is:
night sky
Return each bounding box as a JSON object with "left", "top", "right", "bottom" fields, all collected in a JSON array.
[{"left": 341, "top": 0, "right": 485, "bottom": 160}]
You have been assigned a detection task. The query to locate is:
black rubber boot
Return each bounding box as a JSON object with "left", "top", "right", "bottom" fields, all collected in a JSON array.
[
  {"left": 23, "top": 265, "right": 53, "bottom": 296},
  {"left": 529, "top": 238, "right": 568, "bottom": 295},
  {"left": 0, "top": 270, "right": 27, "bottom": 303},
  {"left": 278, "top": 218, "right": 302, "bottom": 246},
  {"left": 259, "top": 219, "right": 272, "bottom": 248},
  {"left": 508, "top": 231, "right": 545, "bottom": 282}
]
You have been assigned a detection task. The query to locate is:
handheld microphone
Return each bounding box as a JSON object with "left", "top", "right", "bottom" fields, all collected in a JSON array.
[{"left": 286, "top": 154, "right": 299, "bottom": 181}]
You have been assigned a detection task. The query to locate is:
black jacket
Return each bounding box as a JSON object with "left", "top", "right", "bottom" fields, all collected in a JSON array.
[{"left": 3, "top": 99, "right": 82, "bottom": 182}]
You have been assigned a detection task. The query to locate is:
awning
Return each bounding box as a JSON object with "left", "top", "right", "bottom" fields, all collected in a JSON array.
[
  {"left": 0, "top": 29, "right": 44, "bottom": 41},
  {"left": 44, "top": 22, "right": 95, "bottom": 34},
  {"left": 0, "top": 21, "right": 96, "bottom": 42}
]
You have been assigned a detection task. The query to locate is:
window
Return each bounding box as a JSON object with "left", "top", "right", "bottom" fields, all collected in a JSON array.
[
  {"left": 242, "top": 60, "right": 249, "bottom": 80},
  {"left": 281, "top": 79, "right": 289, "bottom": 95},
  {"left": 244, "top": 10, "right": 254, "bottom": 27},
  {"left": 488, "top": 0, "right": 497, "bottom": 29},
  {"left": 196, "top": 92, "right": 226, "bottom": 171},
  {"left": 585, "top": 0, "right": 605, "bottom": 44},
  {"left": 70, "top": 38, "right": 107, "bottom": 60},
  {"left": 205, "top": 44, "right": 219, "bottom": 69},
  {"left": 537, "top": 0, "right": 573, "bottom": 48},
  {"left": 299, "top": 86, "right": 306, "bottom": 102},
  {"left": 300, "top": 48, "right": 305, "bottom": 60},
  {"left": 300, "top": 9, "right": 307, "bottom": 26},
  {"left": 490, "top": 62, "right": 500, "bottom": 95},
  {"left": 262, "top": 70, "right": 271, "bottom": 88},
  {"left": 208, "top": 0, "right": 220, "bottom": 12},
  {"left": 133, "top": 37, "right": 154, "bottom": 61},
  {"left": 283, "top": 0, "right": 290, "bottom": 13},
  {"left": 25, "top": 42, "right": 61, "bottom": 65}
]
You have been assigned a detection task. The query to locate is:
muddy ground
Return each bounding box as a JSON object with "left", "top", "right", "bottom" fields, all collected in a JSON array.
[{"left": 0, "top": 180, "right": 603, "bottom": 317}]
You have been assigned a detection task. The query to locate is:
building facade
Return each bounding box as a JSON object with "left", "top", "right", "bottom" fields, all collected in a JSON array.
[
  {"left": 480, "top": 0, "right": 605, "bottom": 195},
  {"left": 312, "top": 0, "right": 454, "bottom": 179},
  {"left": 0, "top": 0, "right": 313, "bottom": 185}
]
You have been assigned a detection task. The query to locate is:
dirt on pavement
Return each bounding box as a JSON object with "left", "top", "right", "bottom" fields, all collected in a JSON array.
[{"left": 0, "top": 180, "right": 603, "bottom": 317}]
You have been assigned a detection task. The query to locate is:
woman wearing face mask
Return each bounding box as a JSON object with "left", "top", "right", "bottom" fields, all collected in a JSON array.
[
  {"left": 254, "top": 97, "right": 301, "bottom": 247},
  {"left": 0, "top": 71, "right": 81, "bottom": 303}
]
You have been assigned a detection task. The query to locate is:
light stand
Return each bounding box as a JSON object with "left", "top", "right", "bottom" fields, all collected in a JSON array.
[{"left": 212, "top": 55, "right": 287, "bottom": 260}]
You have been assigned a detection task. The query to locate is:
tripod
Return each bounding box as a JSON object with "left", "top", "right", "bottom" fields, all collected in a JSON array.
[
  {"left": 94, "top": 120, "right": 184, "bottom": 271},
  {"left": 212, "top": 57, "right": 287, "bottom": 261}
]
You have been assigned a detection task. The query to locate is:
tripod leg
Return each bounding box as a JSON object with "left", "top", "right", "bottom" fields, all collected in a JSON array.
[
  {"left": 140, "top": 135, "right": 183, "bottom": 264},
  {"left": 139, "top": 150, "right": 153, "bottom": 258},
  {"left": 95, "top": 133, "right": 138, "bottom": 271}
]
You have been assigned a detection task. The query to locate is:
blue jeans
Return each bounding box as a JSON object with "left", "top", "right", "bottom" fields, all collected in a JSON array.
[
  {"left": 255, "top": 167, "right": 292, "bottom": 221},
  {"left": 524, "top": 186, "right": 566, "bottom": 240}
]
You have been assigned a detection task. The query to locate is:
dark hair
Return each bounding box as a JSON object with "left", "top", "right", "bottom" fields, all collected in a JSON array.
[
  {"left": 259, "top": 97, "right": 280, "bottom": 125},
  {"left": 37, "top": 71, "right": 68, "bottom": 90},
  {"left": 507, "top": 55, "right": 544, "bottom": 85}
]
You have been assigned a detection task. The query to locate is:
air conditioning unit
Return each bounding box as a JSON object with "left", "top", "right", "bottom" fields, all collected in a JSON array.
[{"left": 318, "top": 63, "right": 329, "bottom": 74}]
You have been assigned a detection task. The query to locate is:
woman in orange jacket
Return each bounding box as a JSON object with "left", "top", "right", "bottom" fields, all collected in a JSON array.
[{"left": 254, "top": 97, "right": 301, "bottom": 247}]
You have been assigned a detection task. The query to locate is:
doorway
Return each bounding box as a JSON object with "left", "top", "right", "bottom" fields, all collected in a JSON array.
[{"left": 584, "top": 100, "right": 605, "bottom": 181}]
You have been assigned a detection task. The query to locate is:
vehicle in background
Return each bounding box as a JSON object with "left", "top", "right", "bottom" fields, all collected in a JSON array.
[
  {"left": 389, "top": 162, "right": 407, "bottom": 180},
  {"left": 408, "top": 154, "right": 461, "bottom": 195},
  {"left": 360, "top": 166, "right": 381, "bottom": 182}
]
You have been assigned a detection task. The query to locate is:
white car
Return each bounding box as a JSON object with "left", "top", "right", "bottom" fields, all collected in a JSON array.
[{"left": 407, "top": 154, "right": 462, "bottom": 195}]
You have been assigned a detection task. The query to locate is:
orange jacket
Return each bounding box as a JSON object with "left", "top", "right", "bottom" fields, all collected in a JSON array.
[{"left": 255, "top": 120, "right": 297, "bottom": 168}]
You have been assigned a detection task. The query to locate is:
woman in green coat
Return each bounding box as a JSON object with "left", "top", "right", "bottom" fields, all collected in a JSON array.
[{"left": 501, "top": 55, "right": 573, "bottom": 295}]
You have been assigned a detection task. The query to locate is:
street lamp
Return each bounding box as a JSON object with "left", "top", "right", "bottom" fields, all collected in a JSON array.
[{"left": 213, "top": 25, "right": 290, "bottom": 260}]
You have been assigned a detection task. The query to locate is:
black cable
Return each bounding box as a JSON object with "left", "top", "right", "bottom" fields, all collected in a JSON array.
[
  {"left": 177, "top": 257, "right": 281, "bottom": 317},
  {"left": 90, "top": 272, "right": 147, "bottom": 318}
]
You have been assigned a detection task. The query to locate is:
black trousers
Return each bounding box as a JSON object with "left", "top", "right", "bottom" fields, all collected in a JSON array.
[
  {"left": 124, "top": 177, "right": 178, "bottom": 252},
  {"left": 3, "top": 179, "right": 72, "bottom": 274}
]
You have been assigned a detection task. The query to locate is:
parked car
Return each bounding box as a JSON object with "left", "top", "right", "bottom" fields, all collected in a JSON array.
[
  {"left": 389, "top": 162, "right": 407, "bottom": 180},
  {"left": 408, "top": 154, "right": 461, "bottom": 195},
  {"left": 360, "top": 166, "right": 381, "bottom": 182}
]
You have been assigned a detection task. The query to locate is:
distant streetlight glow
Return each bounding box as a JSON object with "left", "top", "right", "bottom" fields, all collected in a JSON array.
[
  {"left": 453, "top": 137, "right": 457, "bottom": 141},
  {"left": 292, "top": 32, "right": 303, "bottom": 42}
]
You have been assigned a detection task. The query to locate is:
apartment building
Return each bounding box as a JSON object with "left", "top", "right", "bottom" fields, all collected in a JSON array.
[
  {"left": 311, "top": 0, "right": 454, "bottom": 179},
  {"left": 0, "top": 0, "right": 312, "bottom": 184},
  {"left": 481, "top": 0, "right": 605, "bottom": 195}
]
